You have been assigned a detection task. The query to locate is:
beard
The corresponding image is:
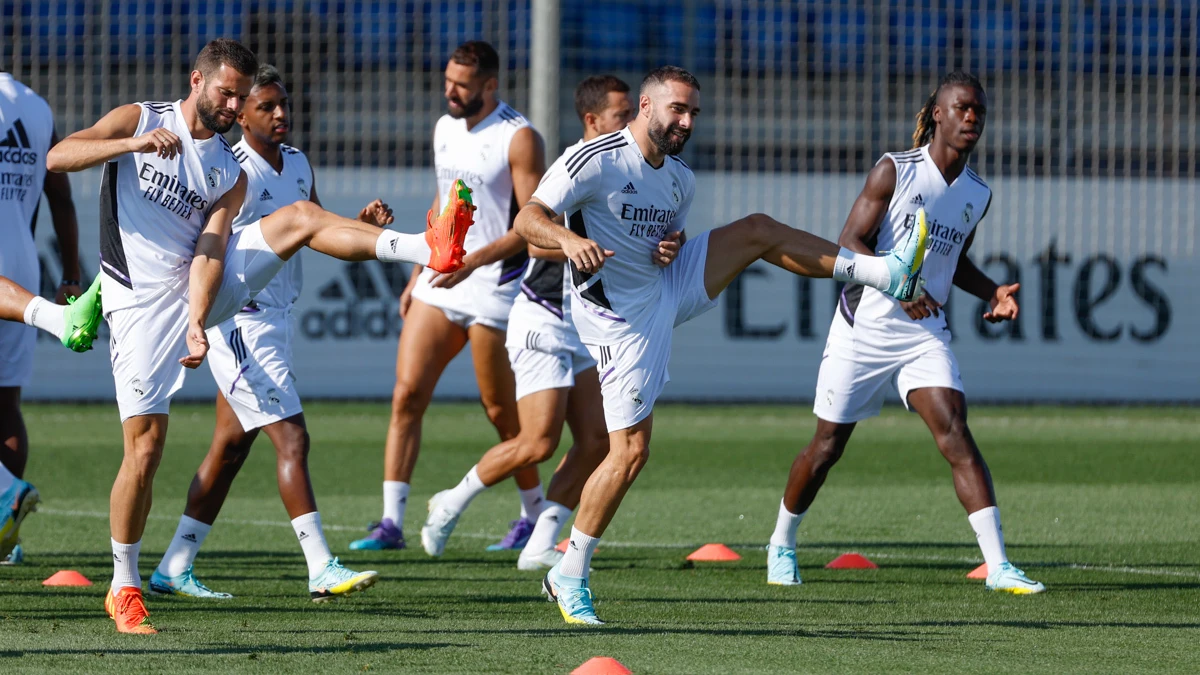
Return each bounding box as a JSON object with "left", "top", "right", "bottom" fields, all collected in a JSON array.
[
  {"left": 447, "top": 91, "right": 485, "bottom": 119},
  {"left": 197, "top": 94, "right": 236, "bottom": 134},
  {"left": 647, "top": 117, "right": 690, "bottom": 156}
]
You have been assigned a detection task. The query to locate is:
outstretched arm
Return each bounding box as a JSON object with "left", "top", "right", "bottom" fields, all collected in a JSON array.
[
  {"left": 47, "top": 104, "right": 182, "bottom": 173},
  {"left": 43, "top": 133, "right": 82, "bottom": 302},
  {"left": 180, "top": 171, "right": 247, "bottom": 368}
]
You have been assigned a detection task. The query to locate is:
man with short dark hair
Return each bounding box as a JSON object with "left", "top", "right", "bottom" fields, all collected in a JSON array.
[
  {"left": 353, "top": 40, "right": 548, "bottom": 555},
  {"left": 518, "top": 65, "right": 928, "bottom": 624},
  {"left": 48, "top": 38, "right": 470, "bottom": 634}
]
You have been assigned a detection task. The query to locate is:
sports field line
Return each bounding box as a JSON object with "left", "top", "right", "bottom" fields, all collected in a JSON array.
[{"left": 36, "top": 507, "right": 1200, "bottom": 580}]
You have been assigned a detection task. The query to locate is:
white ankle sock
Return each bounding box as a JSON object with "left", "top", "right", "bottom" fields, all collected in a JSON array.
[
  {"left": 441, "top": 466, "right": 487, "bottom": 514},
  {"left": 559, "top": 526, "right": 599, "bottom": 578},
  {"left": 524, "top": 501, "right": 570, "bottom": 555},
  {"left": 0, "top": 461, "right": 15, "bottom": 494},
  {"left": 769, "top": 500, "right": 806, "bottom": 549},
  {"left": 291, "top": 511, "right": 333, "bottom": 579},
  {"left": 518, "top": 484, "right": 545, "bottom": 521},
  {"left": 375, "top": 230, "right": 431, "bottom": 265},
  {"left": 383, "top": 481, "right": 409, "bottom": 525},
  {"left": 23, "top": 296, "right": 65, "bottom": 340},
  {"left": 833, "top": 248, "right": 892, "bottom": 290},
  {"left": 111, "top": 538, "right": 142, "bottom": 591},
  {"left": 156, "top": 515, "right": 209, "bottom": 578},
  {"left": 967, "top": 506, "right": 1008, "bottom": 573}
]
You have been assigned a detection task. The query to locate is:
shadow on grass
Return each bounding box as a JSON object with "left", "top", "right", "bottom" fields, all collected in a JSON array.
[
  {"left": 0, "top": 641, "right": 464, "bottom": 658},
  {"left": 898, "top": 619, "right": 1200, "bottom": 631}
]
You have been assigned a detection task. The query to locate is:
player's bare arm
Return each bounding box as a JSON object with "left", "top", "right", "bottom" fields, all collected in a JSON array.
[
  {"left": 46, "top": 104, "right": 183, "bottom": 173},
  {"left": 953, "top": 229, "right": 1019, "bottom": 323},
  {"left": 514, "top": 198, "right": 613, "bottom": 273},
  {"left": 430, "top": 126, "right": 545, "bottom": 289},
  {"left": 43, "top": 132, "right": 83, "bottom": 303},
  {"left": 180, "top": 171, "right": 246, "bottom": 369}
]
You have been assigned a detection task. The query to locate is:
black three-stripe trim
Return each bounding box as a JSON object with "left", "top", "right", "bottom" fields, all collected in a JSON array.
[
  {"left": 227, "top": 327, "right": 249, "bottom": 365},
  {"left": 233, "top": 148, "right": 249, "bottom": 163},
  {"left": 567, "top": 137, "right": 627, "bottom": 178},
  {"left": 598, "top": 345, "right": 612, "bottom": 368},
  {"left": 143, "top": 101, "right": 173, "bottom": 113},
  {"left": 964, "top": 167, "right": 988, "bottom": 189},
  {"left": 667, "top": 155, "right": 690, "bottom": 170},
  {"left": 565, "top": 131, "right": 623, "bottom": 168}
]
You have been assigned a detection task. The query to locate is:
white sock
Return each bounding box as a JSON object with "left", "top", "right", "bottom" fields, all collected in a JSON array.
[
  {"left": 156, "top": 515, "right": 210, "bottom": 578},
  {"left": 441, "top": 465, "right": 487, "bottom": 514},
  {"left": 769, "top": 500, "right": 806, "bottom": 549},
  {"left": 832, "top": 248, "right": 892, "bottom": 290},
  {"left": 967, "top": 506, "right": 1009, "bottom": 573},
  {"left": 375, "top": 230, "right": 431, "bottom": 265},
  {"left": 23, "top": 296, "right": 65, "bottom": 340},
  {"left": 382, "top": 481, "right": 409, "bottom": 525},
  {"left": 0, "top": 461, "right": 15, "bottom": 494},
  {"left": 559, "top": 526, "right": 599, "bottom": 579},
  {"left": 111, "top": 538, "right": 142, "bottom": 591},
  {"left": 523, "top": 501, "right": 570, "bottom": 555},
  {"left": 518, "top": 483, "right": 545, "bottom": 521},
  {"left": 291, "top": 511, "right": 333, "bottom": 579}
]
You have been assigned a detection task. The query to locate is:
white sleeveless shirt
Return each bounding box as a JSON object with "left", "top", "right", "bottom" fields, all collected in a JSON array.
[
  {"left": 838, "top": 144, "right": 992, "bottom": 338},
  {"left": 230, "top": 140, "right": 313, "bottom": 309},
  {"left": 99, "top": 100, "right": 242, "bottom": 311},
  {"left": 412, "top": 100, "right": 533, "bottom": 321}
]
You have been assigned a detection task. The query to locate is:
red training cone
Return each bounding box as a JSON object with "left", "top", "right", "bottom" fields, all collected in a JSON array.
[
  {"left": 966, "top": 563, "right": 989, "bottom": 579},
  {"left": 43, "top": 570, "right": 93, "bottom": 586},
  {"left": 824, "top": 553, "right": 878, "bottom": 569},
  {"left": 686, "top": 543, "right": 741, "bottom": 562},
  {"left": 572, "top": 656, "right": 633, "bottom": 675}
]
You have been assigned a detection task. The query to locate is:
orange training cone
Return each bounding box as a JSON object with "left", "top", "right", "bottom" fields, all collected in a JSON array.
[
  {"left": 824, "top": 553, "right": 878, "bottom": 569},
  {"left": 686, "top": 543, "right": 741, "bottom": 562},
  {"left": 572, "top": 656, "right": 633, "bottom": 675},
  {"left": 967, "top": 563, "right": 989, "bottom": 579},
  {"left": 43, "top": 570, "right": 93, "bottom": 586}
]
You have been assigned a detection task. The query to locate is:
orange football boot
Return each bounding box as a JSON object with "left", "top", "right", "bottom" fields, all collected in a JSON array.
[
  {"left": 425, "top": 178, "right": 475, "bottom": 273},
  {"left": 105, "top": 586, "right": 158, "bottom": 634}
]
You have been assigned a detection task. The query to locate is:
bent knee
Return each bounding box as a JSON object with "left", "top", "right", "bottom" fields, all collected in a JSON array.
[
  {"left": 391, "top": 382, "right": 431, "bottom": 418},
  {"left": 517, "top": 437, "right": 558, "bottom": 465}
]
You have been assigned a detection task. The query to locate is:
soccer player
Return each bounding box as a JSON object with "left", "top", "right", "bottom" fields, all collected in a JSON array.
[
  {"left": 46, "top": 39, "right": 470, "bottom": 634},
  {"left": 420, "top": 75, "right": 634, "bottom": 568},
  {"left": 0, "top": 71, "right": 86, "bottom": 564},
  {"left": 351, "top": 41, "right": 546, "bottom": 552},
  {"left": 516, "top": 65, "right": 927, "bottom": 624},
  {"left": 765, "top": 72, "right": 1044, "bottom": 595},
  {"left": 148, "top": 65, "right": 384, "bottom": 602}
]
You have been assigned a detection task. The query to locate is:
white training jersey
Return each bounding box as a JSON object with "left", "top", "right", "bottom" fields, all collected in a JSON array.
[
  {"left": 506, "top": 139, "right": 585, "bottom": 345},
  {"left": 412, "top": 100, "right": 532, "bottom": 318},
  {"left": 230, "top": 140, "right": 314, "bottom": 309},
  {"left": 839, "top": 144, "right": 992, "bottom": 338},
  {"left": 533, "top": 126, "right": 695, "bottom": 346},
  {"left": 0, "top": 73, "right": 54, "bottom": 277},
  {"left": 99, "top": 100, "right": 242, "bottom": 311}
]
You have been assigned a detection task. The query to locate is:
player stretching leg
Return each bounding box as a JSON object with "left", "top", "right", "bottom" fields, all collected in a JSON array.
[
  {"left": 353, "top": 41, "right": 545, "bottom": 553},
  {"left": 149, "top": 66, "right": 384, "bottom": 602},
  {"left": 766, "top": 72, "right": 1044, "bottom": 595},
  {"left": 421, "top": 76, "right": 634, "bottom": 566},
  {"left": 517, "top": 66, "right": 927, "bottom": 625},
  {"left": 0, "top": 71, "right": 87, "bottom": 564},
  {"left": 47, "top": 39, "right": 471, "bottom": 634}
]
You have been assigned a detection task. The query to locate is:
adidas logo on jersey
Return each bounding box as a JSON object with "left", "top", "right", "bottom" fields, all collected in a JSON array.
[
  {"left": 621, "top": 182, "right": 638, "bottom": 194},
  {"left": 0, "top": 118, "right": 38, "bottom": 165},
  {"left": 260, "top": 189, "right": 274, "bottom": 201},
  {"left": 910, "top": 194, "right": 925, "bottom": 205}
]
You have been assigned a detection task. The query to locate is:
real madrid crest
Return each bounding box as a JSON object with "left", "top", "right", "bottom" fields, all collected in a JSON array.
[
  {"left": 207, "top": 166, "right": 220, "bottom": 189},
  {"left": 963, "top": 202, "right": 974, "bottom": 224},
  {"left": 671, "top": 180, "right": 681, "bottom": 205},
  {"left": 297, "top": 178, "right": 309, "bottom": 199}
]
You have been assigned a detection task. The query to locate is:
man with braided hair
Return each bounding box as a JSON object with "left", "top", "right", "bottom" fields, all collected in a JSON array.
[{"left": 764, "top": 71, "right": 1045, "bottom": 595}]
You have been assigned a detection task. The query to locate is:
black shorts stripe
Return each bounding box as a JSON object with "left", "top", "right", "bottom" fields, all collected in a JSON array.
[
  {"left": 98, "top": 162, "right": 133, "bottom": 289},
  {"left": 567, "top": 212, "right": 615, "bottom": 311},
  {"left": 569, "top": 141, "right": 626, "bottom": 178}
]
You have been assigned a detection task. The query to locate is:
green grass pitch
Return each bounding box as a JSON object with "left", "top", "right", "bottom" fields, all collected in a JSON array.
[{"left": 2, "top": 403, "right": 1198, "bottom": 673}]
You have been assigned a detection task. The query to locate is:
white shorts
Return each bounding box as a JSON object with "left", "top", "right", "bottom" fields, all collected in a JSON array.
[
  {"left": 433, "top": 304, "right": 507, "bottom": 332},
  {"left": 412, "top": 269, "right": 516, "bottom": 332},
  {"left": 0, "top": 246, "right": 37, "bottom": 388},
  {"left": 506, "top": 331, "right": 597, "bottom": 401},
  {"left": 813, "top": 312, "right": 963, "bottom": 424},
  {"left": 587, "top": 232, "right": 717, "bottom": 432},
  {"left": 107, "top": 221, "right": 285, "bottom": 420},
  {"left": 207, "top": 306, "right": 302, "bottom": 431}
]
